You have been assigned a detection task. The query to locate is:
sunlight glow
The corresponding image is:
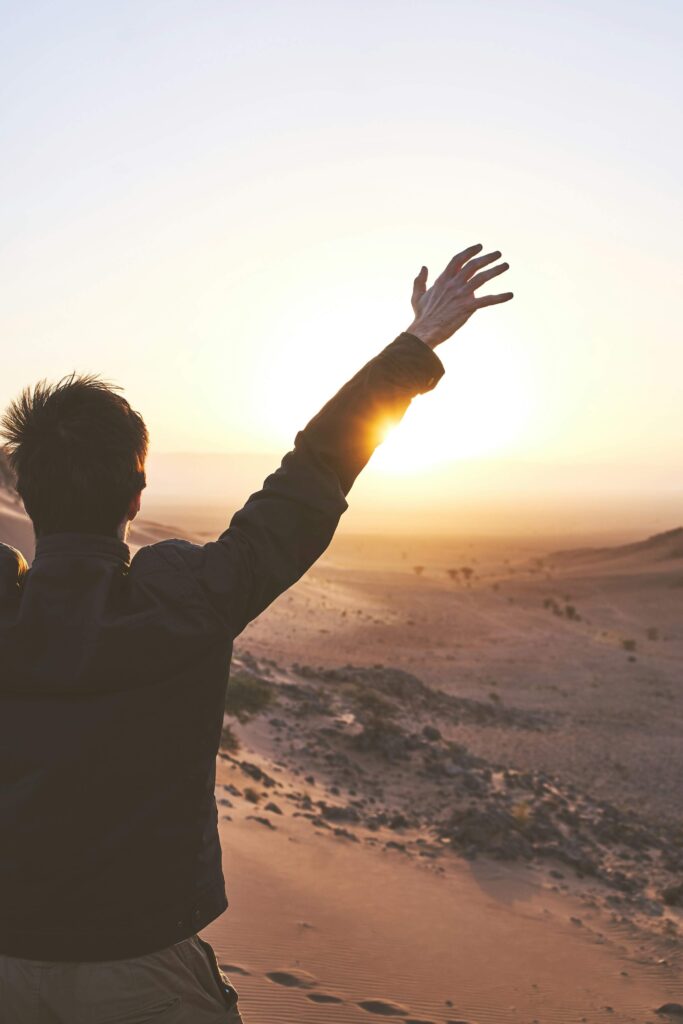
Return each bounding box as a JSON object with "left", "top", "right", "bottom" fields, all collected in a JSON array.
[
  {"left": 370, "top": 337, "right": 534, "bottom": 473},
  {"left": 255, "top": 279, "right": 534, "bottom": 478}
]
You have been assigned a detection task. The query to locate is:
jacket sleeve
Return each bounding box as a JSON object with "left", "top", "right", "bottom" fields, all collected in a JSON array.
[{"left": 181, "top": 332, "right": 445, "bottom": 637}]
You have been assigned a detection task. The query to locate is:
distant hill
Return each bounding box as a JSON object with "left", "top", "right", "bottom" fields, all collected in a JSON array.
[{"left": 551, "top": 527, "right": 683, "bottom": 567}]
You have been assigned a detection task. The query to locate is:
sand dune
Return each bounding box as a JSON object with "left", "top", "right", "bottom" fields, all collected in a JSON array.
[{"left": 550, "top": 527, "right": 683, "bottom": 570}]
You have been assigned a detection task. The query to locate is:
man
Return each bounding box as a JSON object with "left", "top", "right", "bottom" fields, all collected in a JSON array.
[{"left": 0, "top": 244, "right": 511, "bottom": 1022}]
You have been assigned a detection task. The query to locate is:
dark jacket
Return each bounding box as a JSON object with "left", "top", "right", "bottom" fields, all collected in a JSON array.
[{"left": 0, "top": 332, "right": 444, "bottom": 961}]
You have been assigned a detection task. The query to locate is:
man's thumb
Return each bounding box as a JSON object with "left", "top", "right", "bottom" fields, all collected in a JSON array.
[{"left": 412, "top": 266, "right": 428, "bottom": 302}]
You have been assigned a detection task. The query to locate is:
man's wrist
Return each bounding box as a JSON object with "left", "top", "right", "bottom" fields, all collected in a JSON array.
[{"left": 404, "top": 323, "right": 439, "bottom": 350}]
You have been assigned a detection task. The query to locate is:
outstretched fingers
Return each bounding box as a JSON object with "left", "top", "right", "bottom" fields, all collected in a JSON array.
[
  {"left": 468, "top": 251, "right": 512, "bottom": 308},
  {"left": 460, "top": 250, "right": 502, "bottom": 280},
  {"left": 474, "top": 291, "right": 514, "bottom": 308},
  {"left": 409, "top": 242, "right": 513, "bottom": 343},
  {"left": 468, "top": 262, "right": 509, "bottom": 291},
  {"left": 438, "top": 243, "right": 483, "bottom": 281}
]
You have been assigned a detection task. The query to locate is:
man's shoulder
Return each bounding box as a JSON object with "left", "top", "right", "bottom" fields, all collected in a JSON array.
[
  {"left": 128, "top": 537, "right": 229, "bottom": 627},
  {"left": 130, "top": 537, "right": 204, "bottom": 576}
]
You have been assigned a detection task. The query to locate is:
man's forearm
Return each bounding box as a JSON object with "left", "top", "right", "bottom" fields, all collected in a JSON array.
[
  {"left": 203, "top": 333, "right": 443, "bottom": 633},
  {"left": 294, "top": 332, "right": 445, "bottom": 496}
]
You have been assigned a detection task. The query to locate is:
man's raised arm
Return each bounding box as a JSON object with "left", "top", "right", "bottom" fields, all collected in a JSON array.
[{"left": 172, "top": 244, "right": 512, "bottom": 637}]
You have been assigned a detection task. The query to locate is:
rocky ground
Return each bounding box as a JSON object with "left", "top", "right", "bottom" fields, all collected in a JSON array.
[{"left": 218, "top": 648, "right": 683, "bottom": 973}]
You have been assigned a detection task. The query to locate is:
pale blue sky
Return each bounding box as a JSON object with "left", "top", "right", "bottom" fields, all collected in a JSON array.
[{"left": 1, "top": 1, "right": 681, "bottom": 490}]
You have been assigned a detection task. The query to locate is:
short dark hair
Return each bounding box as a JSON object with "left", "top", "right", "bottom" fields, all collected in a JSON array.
[{"left": 0, "top": 373, "right": 148, "bottom": 537}]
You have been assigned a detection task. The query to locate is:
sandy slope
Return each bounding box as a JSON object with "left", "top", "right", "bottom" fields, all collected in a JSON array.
[{"left": 206, "top": 753, "right": 683, "bottom": 1023}]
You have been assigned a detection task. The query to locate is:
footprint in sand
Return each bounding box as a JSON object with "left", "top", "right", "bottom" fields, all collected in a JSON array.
[
  {"left": 266, "top": 968, "right": 317, "bottom": 989},
  {"left": 266, "top": 970, "right": 422, "bottom": 1020},
  {"left": 218, "top": 963, "right": 251, "bottom": 977},
  {"left": 357, "top": 999, "right": 410, "bottom": 1016}
]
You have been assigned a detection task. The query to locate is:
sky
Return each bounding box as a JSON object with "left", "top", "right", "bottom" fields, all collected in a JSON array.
[{"left": 1, "top": 1, "right": 682, "bottom": 532}]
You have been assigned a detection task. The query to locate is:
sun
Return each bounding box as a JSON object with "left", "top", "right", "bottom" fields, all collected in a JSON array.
[{"left": 370, "top": 340, "right": 532, "bottom": 473}]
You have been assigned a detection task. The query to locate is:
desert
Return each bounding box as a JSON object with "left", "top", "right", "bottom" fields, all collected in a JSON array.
[{"left": 3, "top": 468, "right": 683, "bottom": 1022}]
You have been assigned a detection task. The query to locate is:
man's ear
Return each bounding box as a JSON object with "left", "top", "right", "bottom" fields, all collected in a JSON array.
[{"left": 127, "top": 490, "right": 142, "bottom": 522}]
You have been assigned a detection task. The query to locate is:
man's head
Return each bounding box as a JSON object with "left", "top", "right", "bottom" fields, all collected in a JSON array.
[{"left": 0, "top": 373, "right": 148, "bottom": 540}]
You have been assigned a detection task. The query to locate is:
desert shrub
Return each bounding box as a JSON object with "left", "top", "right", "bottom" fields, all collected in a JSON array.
[
  {"left": 349, "top": 686, "right": 397, "bottom": 719},
  {"left": 225, "top": 671, "right": 274, "bottom": 722},
  {"left": 345, "top": 683, "right": 406, "bottom": 758},
  {"left": 622, "top": 639, "right": 637, "bottom": 653},
  {"left": 353, "top": 717, "right": 406, "bottom": 759},
  {"left": 646, "top": 627, "right": 660, "bottom": 642}
]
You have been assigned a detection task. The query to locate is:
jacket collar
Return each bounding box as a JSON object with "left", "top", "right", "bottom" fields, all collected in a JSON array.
[{"left": 34, "top": 532, "right": 130, "bottom": 566}]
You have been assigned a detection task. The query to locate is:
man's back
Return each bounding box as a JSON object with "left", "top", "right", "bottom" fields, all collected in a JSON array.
[
  {"left": 0, "top": 532, "right": 233, "bottom": 960},
  {"left": 0, "top": 332, "right": 445, "bottom": 962}
]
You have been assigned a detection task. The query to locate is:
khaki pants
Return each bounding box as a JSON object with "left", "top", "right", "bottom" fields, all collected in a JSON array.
[{"left": 0, "top": 933, "right": 244, "bottom": 1023}]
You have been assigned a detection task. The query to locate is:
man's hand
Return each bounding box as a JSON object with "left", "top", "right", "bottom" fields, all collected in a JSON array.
[{"left": 406, "top": 243, "right": 513, "bottom": 349}]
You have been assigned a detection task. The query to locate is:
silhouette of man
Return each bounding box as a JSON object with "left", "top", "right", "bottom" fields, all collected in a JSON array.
[{"left": 0, "top": 246, "right": 511, "bottom": 1022}]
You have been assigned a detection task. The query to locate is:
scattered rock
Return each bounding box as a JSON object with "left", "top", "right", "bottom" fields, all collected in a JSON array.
[
  {"left": 320, "top": 802, "right": 360, "bottom": 823},
  {"left": 246, "top": 815, "right": 276, "bottom": 829},
  {"left": 422, "top": 724, "right": 441, "bottom": 741},
  {"left": 333, "top": 826, "right": 359, "bottom": 841},
  {"left": 240, "top": 761, "right": 277, "bottom": 788}
]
